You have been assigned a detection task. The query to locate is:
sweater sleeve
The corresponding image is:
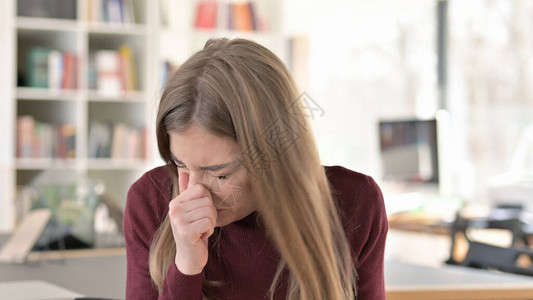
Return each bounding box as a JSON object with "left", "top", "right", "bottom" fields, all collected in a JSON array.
[
  {"left": 350, "top": 176, "right": 388, "bottom": 300},
  {"left": 123, "top": 169, "right": 204, "bottom": 299}
]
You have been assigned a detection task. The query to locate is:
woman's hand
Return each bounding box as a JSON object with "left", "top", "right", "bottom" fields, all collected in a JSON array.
[{"left": 169, "top": 172, "right": 217, "bottom": 275}]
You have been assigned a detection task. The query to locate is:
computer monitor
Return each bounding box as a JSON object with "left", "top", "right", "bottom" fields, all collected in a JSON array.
[{"left": 379, "top": 118, "right": 439, "bottom": 184}]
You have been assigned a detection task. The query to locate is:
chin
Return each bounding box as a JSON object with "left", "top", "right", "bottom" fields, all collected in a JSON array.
[
  {"left": 215, "top": 214, "right": 231, "bottom": 227},
  {"left": 216, "top": 219, "right": 230, "bottom": 227}
]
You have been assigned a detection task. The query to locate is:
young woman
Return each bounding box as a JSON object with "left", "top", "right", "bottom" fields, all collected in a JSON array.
[{"left": 124, "top": 38, "right": 388, "bottom": 299}]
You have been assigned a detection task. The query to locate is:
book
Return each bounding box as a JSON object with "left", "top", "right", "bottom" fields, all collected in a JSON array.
[
  {"left": 47, "top": 50, "right": 64, "bottom": 90},
  {"left": 95, "top": 50, "right": 122, "bottom": 96},
  {"left": 16, "top": 116, "right": 76, "bottom": 159},
  {"left": 122, "top": 0, "right": 136, "bottom": 23},
  {"left": 27, "top": 48, "right": 51, "bottom": 88},
  {"left": 89, "top": 0, "right": 102, "bottom": 22},
  {"left": 106, "top": 0, "right": 123, "bottom": 23},
  {"left": 61, "top": 124, "right": 76, "bottom": 159},
  {"left": 248, "top": 2, "right": 258, "bottom": 31},
  {"left": 62, "top": 52, "right": 77, "bottom": 90},
  {"left": 89, "top": 122, "right": 145, "bottom": 159},
  {"left": 111, "top": 123, "right": 128, "bottom": 159},
  {"left": 17, "top": 116, "right": 35, "bottom": 158},
  {"left": 195, "top": 1, "right": 218, "bottom": 29},
  {"left": 95, "top": 0, "right": 136, "bottom": 23},
  {"left": 26, "top": 48, "right": 77, "bottom": 90},
  {"left": 233, "top": 2, "right": 253, "bottom": 31},
  {"left": 88, "top": 121, "right": 112, "bottom": 158},
  {"left": 119, "top": 45, "right": 138, "bottom": 91}
]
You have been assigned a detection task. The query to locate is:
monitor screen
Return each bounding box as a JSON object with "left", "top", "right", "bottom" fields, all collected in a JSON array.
[{"left": 379, "top": 119, "right": 439, "bottom": 183}]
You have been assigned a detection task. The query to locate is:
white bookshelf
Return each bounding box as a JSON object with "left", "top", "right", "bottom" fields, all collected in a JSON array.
[
  {"left": 0, "top": 0, "right": 287, "bottom": 232},
  {"left": 157, "top": 0, "right": 288, "bottom": 77},
  {"left": 0, "top": 0, "right": 159, "bottom": 232}
]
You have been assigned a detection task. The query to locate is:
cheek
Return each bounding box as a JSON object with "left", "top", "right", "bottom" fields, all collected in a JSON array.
[{"left": 212, "top": 174, "right": 247, "bottom": 208}]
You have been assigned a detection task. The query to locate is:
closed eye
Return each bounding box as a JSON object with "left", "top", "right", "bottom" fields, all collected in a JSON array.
[{"left": 216, "top": 174, "right": 229, "bottom": 180}]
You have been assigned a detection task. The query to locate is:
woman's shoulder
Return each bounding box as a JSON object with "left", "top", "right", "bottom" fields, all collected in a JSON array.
[
  {"left": 323, "top": 165, "right": 386, "bottom": 227},
  {"left": 126, "top": 165, "right": 173, "bottom": 220},
  {"left": 324, "top": 165, "right": 381, "bottom": 198},
  {"left": 130, "top": 165, "right": 172, "bottom": 199}
]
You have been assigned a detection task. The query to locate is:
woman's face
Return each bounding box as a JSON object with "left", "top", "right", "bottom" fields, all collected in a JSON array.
[{"left": 169, "top": 125, "right": 255, "bottom": 227}]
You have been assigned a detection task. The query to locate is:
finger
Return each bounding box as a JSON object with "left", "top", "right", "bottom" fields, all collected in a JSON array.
[
  {"left": 188, "top": 218, "right": 215, "bottom": 244},
  {"left": 182, "top": 202, "right": 217, "bottom": 226},
  {"left": 179, "top": 197, "right": 213, "bottom": 213},
  {"left": 201, "top": 226, "right": 215, "bottom": 241},
  {"left": 179, "top": 172, "right": 189, "bottom": 194}
]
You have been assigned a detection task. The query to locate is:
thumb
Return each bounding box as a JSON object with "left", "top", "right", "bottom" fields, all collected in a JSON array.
[{"left": 178, "top": 172, "right": 189, "bottom": 194}]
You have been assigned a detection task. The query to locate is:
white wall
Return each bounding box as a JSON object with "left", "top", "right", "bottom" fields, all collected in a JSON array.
[{"left": 284, "top": 0, "right": 438, "bottom": 179}]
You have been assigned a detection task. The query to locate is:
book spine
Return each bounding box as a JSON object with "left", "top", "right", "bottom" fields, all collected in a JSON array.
[
  {"left": 61, "top": 52, "right": 72, "bottom": 89},
  {"left": 17, "top": 116, "right": 35, "bottom": 158},
  {"left": 95, "top": 50, "right": 122, "bottom": 96},
  {"left": 122, "top": 0, "right": 136, "bottom": 23},
  {"left": 228, "top": 3, "right": 234, "bottom": 30},
  {"left": 119, "top": 45, "right": 138, "bottom": 91},
  {"left": 48, "top": 50, "right": 64, "bottom": 90},
  {"left": 248, "top": 1, "right": 258, "bottom": 31},
  {"left": 33, "top": 121, "right": 43, "bottom": 158},
  {"left": 234, "top": 3, "right": 253, "bottom": 31},
  {"left": 27, "top": 48, "right": 51, "bottom": 88}
]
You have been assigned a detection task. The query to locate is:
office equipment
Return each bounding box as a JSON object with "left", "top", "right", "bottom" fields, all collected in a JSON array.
[
  {"left": 446, "top": 208, "right": 533, "bottom": 276},
  {"left": 379, "top": 118, "right": 439, "bottom": 184},
  {"left": 0, "top": 209, "right": 51, "bottom": 263},
  {"left": 488, "top": 124, "right": 533, "bottom": 212}
]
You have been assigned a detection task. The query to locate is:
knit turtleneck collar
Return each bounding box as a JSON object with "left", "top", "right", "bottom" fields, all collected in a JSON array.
[{"left": 233, "top": 210, "right": 263, "bottom": 227}]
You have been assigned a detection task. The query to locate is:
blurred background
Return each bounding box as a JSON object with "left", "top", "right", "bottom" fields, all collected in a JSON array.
[{"left": 1, "top": 0, "right": 533, "bottom": 293}]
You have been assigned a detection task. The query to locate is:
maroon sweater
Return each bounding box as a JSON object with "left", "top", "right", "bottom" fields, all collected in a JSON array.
[{"left": 124, "top": 165, "right": 388, "bottom": 299}]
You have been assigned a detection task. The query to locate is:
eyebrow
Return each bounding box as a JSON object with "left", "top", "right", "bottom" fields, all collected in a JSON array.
[{"left": 170, "top": 153, "right": 232, "bottom": 171}]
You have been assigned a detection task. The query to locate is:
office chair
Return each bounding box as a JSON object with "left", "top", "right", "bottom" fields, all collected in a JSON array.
[{"left": 446, "top": 207, "right": 533, "bottom": 276}]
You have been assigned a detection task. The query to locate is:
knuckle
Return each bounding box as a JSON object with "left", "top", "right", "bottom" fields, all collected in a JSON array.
[{"left": 168, "top": 204, "right": 183, "bottom": 218}]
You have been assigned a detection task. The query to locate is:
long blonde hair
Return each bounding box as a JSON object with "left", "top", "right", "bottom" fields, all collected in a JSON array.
[{"left": 152, "top": 38, "right": 356, "bottom": 299}]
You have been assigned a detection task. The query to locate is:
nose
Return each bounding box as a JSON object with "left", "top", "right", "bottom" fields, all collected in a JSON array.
[{"left": 186, "top": 171, "right": 208, "bottom": 188}]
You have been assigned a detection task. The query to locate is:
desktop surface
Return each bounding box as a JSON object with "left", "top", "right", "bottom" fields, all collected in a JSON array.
[
  {"left": 1, "top": 235, "right": 533, "bottom": 300},
  {"left": 0, "top": 254, "right": 126, "bottom": 299}
]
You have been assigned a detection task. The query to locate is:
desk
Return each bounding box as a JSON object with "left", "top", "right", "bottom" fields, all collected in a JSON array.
[
  {"left": 0, "top": 280, "right": 84, "bottom": 299},
  {"left": 0, "top": 251, "right": 126, "bottom": 299},
  {"left": 386, "top": 260, "right": 533, "bottom": 300},
  {"left": 1, "top": 251, "right": 532, "bottom": 299},
  {"left": 388, "top": 211, "right": 452, "bottom": 235}
]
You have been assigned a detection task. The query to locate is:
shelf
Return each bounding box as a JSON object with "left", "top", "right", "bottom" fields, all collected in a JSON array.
[
  {"left": 162, "top": 27, "right": 282, "bottom": 40},
  {"left": 16, "top": 88, "right": 149, "bottom": 103},
  {"left": 16, "top": 158, "right": 78, "bottom": 170},
  {"left": 16, "top": 17, "right": 79, "bottom": 32},
  {"left": 87, "top": 158, "right": 148, "bottom": 170},
  {"left": 87, "top": 90, "right": 147, "bottom": 103},
  {"left": 87, "top": 22, "right": 148, "bottom": 36},
  {"left": 16, "top": 87, "right": 80, "bottom": 101},
  {"left": 2, "top": 0, "right": 284, "bottom": 233}
]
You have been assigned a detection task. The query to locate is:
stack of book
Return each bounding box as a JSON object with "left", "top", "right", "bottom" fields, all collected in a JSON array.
[
  {"left": 26, "top": 48, "right": 77, "bottom": 90},
  {"left": 90, "top": 45, "right": 138, "bottom": 96},
  {"left": 194, "top": 1, "right": 266, "bottom": 31},
  {"left": 17, "top": 115, "right": 76, "bottom": 159},
  {"left": 88, "top": 121, "right": 146, "bottom": 159},
  {"left": 87, "top": 0, "right": 136, "bottom": 24}
]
